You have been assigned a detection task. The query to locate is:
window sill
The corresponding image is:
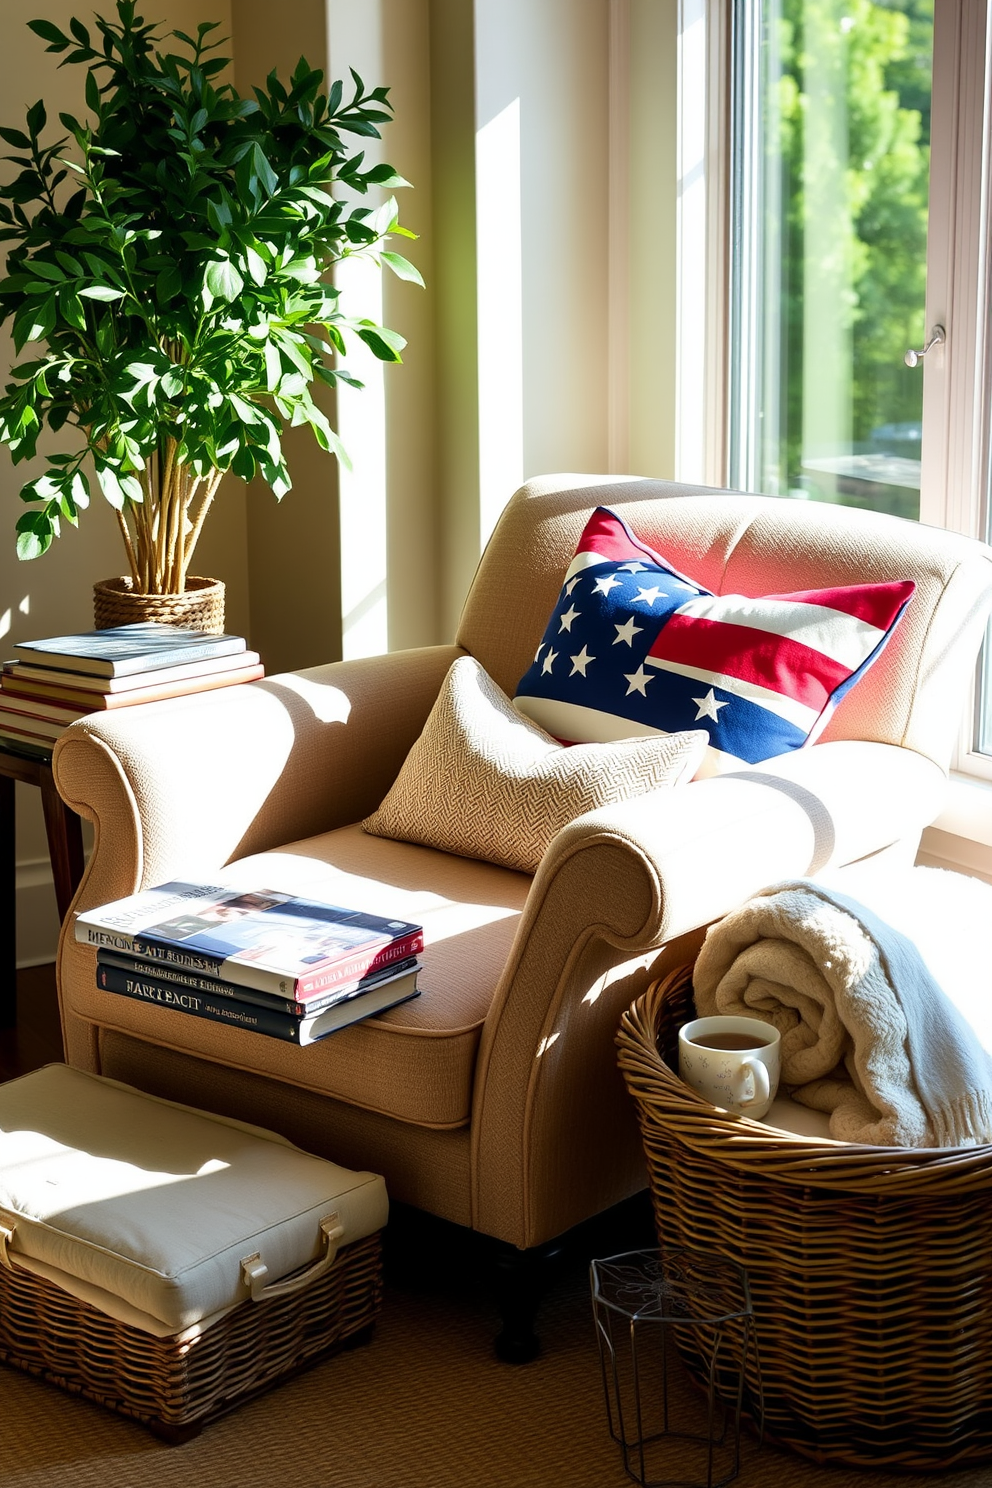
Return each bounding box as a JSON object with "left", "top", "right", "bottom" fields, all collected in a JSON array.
[{"left": 916, "top": 774, "right": 992, "bottom": 882}]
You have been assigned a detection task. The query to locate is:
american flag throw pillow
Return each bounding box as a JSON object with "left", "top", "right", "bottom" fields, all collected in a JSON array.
[{"left": 513, "top": 507, "right": 915, "bottom": 775}]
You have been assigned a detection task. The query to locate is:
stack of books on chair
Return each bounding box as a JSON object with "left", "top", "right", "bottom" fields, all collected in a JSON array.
[
  {"left": 0, "top": 622, "right": 264, "bottom": 753},
  {"left": 76, "top": 881, "right": 423, "bottom": 1046}
]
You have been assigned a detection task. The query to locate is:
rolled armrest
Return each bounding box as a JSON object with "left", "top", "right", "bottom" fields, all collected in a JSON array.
[
  {"left": 53, "top": 643, "right": 462, "bottom": 908},
  {"left": 471, "top": 740, "right": 946, "bottom": 1245},
  {"left": 590, "top": 738, "right": 948, "bottom": 945}
]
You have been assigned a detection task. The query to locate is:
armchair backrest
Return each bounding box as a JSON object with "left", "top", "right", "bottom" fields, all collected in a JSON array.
[{"left": 456, "top": 475, "right": 992, "bottom": 772}]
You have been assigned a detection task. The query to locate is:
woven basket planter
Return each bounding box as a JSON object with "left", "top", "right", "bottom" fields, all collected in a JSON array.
[
  {"left": 616, "top": 964, "right": 992, "bottom": 1471},
  {"left": 93, "top": 575, "right": 225, "bottom": 634},
  {"left": 0, "top": 1230, "right": 382, "bottom": 1442}
]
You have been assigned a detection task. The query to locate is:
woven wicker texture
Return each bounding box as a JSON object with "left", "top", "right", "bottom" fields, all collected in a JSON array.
[
  {"left": 616, "top": 964, "right": 992, "bottom": 1471},
  {"left": 2, "top": 1227, "right": 991, "bottom": 1487},
  {"left": 0, "top": 1231, "right": 382, "bottom": 1438},
  {"left": 93, "top": 576, "right": 225, "bottom": 634}
]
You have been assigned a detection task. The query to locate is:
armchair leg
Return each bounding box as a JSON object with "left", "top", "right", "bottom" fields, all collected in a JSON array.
[{"left": 491, "top": 1240, "right": 565, "bottom": 1363}]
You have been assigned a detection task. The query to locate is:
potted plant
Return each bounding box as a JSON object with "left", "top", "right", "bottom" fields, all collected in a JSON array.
[{"left": 0, "top": 3, "right": 421, "bottom": 630}]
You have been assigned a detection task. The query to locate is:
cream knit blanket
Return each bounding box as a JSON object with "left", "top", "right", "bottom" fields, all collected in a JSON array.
[{"left": 692, "top": 870, "right": 992, "bottom": 1147}]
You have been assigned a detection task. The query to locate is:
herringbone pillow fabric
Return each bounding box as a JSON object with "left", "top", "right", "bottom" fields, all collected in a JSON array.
[{"left": 362, "top": 656, "right": 708, "bottom": 873}]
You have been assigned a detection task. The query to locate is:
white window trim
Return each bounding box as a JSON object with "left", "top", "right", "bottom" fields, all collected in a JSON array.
[
  {"left": 929, "top": 1, "right": 992, "bottom": 785},
  {"left": 920, "top": 0, "right": 992, "bottom": 545},
  {"left": 675, "top": 0, "right": 730, "bottom": 487}
]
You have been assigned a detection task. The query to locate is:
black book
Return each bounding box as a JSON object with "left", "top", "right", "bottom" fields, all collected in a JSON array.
[
  {"left": 96, "top": 959, "right": 421, "bottom": 1045},
  {"left": 96, "top": 948, "right": 419, "bottom": 1017}
]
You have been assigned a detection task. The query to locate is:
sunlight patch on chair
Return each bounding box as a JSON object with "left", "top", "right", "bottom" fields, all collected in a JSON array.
[{"left": 267, "top": 674, "right": 353, "bottom": 724}]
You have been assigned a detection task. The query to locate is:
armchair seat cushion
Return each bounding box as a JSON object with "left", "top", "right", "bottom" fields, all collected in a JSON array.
[{"left": 66, "top": 824, "right": 530, "bottom": 1129}]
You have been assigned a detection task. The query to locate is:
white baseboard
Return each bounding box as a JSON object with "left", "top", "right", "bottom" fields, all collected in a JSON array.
[{"left": 15, "top": 858, "right": 61, "bottom": 968}]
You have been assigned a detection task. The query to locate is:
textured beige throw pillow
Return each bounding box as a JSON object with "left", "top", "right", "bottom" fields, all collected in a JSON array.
[{"left": 362, "top": 656, "right": 708, "bottom": 873}]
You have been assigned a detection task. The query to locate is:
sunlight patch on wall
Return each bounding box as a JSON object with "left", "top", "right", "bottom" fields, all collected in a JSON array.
[
  {"left": 476, "top": 97, "right": 524, "bottom": 549},
  {"left": 337, "top": 252, "right": 389, "bottom": 660}
]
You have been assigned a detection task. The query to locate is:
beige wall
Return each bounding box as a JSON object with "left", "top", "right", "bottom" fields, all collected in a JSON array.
[{"left": 231, "top": 0, "right": 341, "bottom": 675}]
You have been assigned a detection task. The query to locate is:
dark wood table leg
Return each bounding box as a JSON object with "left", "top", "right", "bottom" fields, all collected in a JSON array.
[
  {"left": 39, "top": 773, "right": 85, "bottom": 925},
  {"left": 0, "top": 773, "right": 16, "bottom": 1029}
]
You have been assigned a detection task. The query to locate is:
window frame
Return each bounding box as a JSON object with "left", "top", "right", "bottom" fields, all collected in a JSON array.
[{"left": 686, "top": 0, "right": 992, "bottom": 786}]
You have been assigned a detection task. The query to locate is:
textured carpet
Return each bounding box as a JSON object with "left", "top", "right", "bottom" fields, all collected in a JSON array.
[{"left": 3, "top": 1219, "right": 992, "bottom": 1488}]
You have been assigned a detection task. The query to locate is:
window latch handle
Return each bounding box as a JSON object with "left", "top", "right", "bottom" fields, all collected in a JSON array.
[{"left": 904, "top": 324, "right": 945, "bottom": 367}]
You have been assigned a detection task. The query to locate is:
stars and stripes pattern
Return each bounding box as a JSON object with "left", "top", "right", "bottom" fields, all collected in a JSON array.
[{"left": 513, "top": 507, "right": 915, "bottom": 773}]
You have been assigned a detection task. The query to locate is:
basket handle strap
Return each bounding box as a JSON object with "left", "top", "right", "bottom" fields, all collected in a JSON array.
[
  {"left": 240, "top": 1213, "right": 344, "bottom": 1303},
  {"left": 0, "top": 1218, "right": 17, "bottom": 1272}
]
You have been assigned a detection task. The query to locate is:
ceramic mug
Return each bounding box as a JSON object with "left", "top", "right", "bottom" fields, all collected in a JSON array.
[{"left": 678, "top": 1015, "right": 782, "bottom": 1120}]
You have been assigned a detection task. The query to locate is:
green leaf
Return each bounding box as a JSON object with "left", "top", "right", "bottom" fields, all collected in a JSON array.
[
  {"left": 264, "top": 339, "right": 281, "bottom": 392},
  {"left": 29, "top": 260, "right": 65, "bottom": 282},
  {"left": 230, "top": 393, "right": 259, "bottom": 424},
  {"left": 356, "top": 324, "right": 406, "bottom": 361},
  {"left": 251, "top": 142, "right": 279, "bottom": 197},
  {"left": 364, "top": 164, "right": 411, "bottom": 189},
  {"left": 380, "top": 250, "right": 424, "bottom": 287},
  {"left": 15, "top": 510, "right": 54, "bottom": 560},
  {"left": 204, "top": 258, "right": 244, "bottom": 302},
  {"left": 94, "top": 464, "right": 129, "bottom": 510},
  {"left": 0, "top": 127, "right": 31, "bottom": 150},
  {"left": 69, "top": 470, "right": 90, "bottom": 509},
  {"left": 26, "top": 20, "right": 69, "bottom": 49},
  {"left": 244, "top": 244, "right": 266, "bottom": 286},
  {"left": 25, "top": 100, "right": 47, "bottom": 136},
  {"left": 58, "top": 287, "right": 86, "bottom": 332},
  {"left": 231, "top": 443, "right": 256, "bottom": 481},
  {"left": 17, "top": 293, "right": 56, "bottom": 347},
  {"left": 79, "top": 285, "right": 126, "bottom": 301},
  {"left": 155, "top": 265, "right": 182, "bottom": 304}
]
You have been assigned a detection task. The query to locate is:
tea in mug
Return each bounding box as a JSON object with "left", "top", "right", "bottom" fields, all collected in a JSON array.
[{"left": 688, "top": 1030, "right": 772, "bottom": 1051}]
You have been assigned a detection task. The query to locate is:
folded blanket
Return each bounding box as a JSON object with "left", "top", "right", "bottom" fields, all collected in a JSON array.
[{"left": 692, "top": 869, "right": 992, "bottom": 1147}]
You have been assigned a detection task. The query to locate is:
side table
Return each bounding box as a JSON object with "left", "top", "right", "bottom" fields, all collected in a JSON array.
[{"left": 0, "top": 739, "right": 85, "bottom": 1029}]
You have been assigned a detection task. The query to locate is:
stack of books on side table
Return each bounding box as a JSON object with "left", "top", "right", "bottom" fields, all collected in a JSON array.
[
  {"left": 0, "top": 622, "right": 264, "bottom": 753},
  {"left": 75, "top": 881, "right": 423, "bottom": 1046}
]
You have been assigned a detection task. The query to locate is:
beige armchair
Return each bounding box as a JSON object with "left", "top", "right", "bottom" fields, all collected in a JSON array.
[{"left": 54, "top": 475, "right": 992, "bottom": 1355}]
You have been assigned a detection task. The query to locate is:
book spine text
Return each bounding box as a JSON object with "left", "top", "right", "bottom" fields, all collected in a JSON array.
[{"left": 96, "top": 964, "right": 302, "bottom": 1041}]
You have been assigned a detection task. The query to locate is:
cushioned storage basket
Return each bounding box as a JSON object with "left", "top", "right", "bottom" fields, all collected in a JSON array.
[
  {"left": 616, "top": 964, "right": 992, "bottom": 1472},
  {"left": 0, "top": 1065, "right": 386, "bottom": 1440}
]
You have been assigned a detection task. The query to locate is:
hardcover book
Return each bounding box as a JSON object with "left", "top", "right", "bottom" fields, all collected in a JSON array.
[
  {"left": 96, "top": 957, "right": 421, "bottom": 1045},
  {"left": 96, "top": 947, "right": 420, "bottom": 1015},
  {"left": 14, "top": 622, "right": 247, "bottom": 678},
  {"left": 76, "top": 881, "right": 425, "bottom": 997},
  {"left": 3, "top": 650, "right": 262, "bottom": 695}
]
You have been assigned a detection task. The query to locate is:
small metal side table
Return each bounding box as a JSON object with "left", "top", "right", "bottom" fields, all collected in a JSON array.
[
  {"left": 591, "top": 1248, "right": 763, "bottom": 1488},
  {"left": 0, "top": 739, "right": 85, "bottom": 1029}
]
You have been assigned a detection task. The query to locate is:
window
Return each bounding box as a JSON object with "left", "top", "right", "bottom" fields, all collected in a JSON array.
[
  {"left": 704, "top": 0, "right": 992, "bottom": 780},
  {"left": 728, "top": 0, "right": 933, "bottom": 519}
]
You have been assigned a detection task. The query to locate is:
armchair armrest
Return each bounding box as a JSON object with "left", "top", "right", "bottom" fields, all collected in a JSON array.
[
  {"left": 53, "top": 644, "right": 462, "bottom": 912},
  {"left": 472, "top": 740, "right": 946, "bottom": 1246}
]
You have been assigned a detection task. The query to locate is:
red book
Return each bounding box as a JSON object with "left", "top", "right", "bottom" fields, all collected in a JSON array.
[{"left": 75, "top": 881, "right": 425, "bottom": 999}]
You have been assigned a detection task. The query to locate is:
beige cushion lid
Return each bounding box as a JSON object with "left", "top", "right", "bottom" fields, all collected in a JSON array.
[{"left": 0, "top": 1064, "right": 387, "bottom": 1336}]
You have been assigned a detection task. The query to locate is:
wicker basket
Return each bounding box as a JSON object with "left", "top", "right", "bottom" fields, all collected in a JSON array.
[
  {"left": 616, "top": 964, "right": 992, "bottom": 1471},
  {"left": 93, "top": 575, "right": 226, "bottom": 634},
  {"left": 0, "top": 1230, "right": 382, "bottom": 1442}
]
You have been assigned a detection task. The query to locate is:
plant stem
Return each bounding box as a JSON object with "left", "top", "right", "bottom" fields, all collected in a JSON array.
[
  {"left": 115, "top": 508, "right": 140, "bottom": 585},
  {"left": 182, "top": 468, "right": 224, "bottom": 588}
]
